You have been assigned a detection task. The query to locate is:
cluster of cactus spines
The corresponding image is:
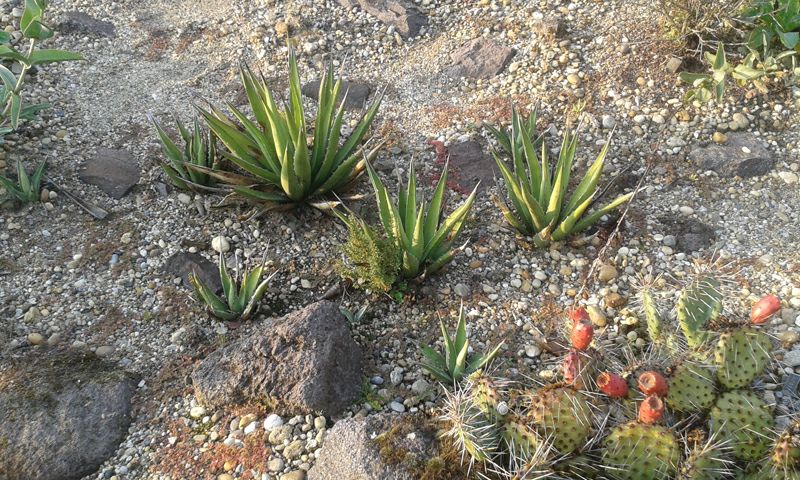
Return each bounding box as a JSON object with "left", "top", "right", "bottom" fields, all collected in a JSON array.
[
  {"left": 666, "top": 363, "right": 717, "bottom": 414},
  {"left": 714, "top": 328, "right": 773, "bottom": 389},
  {"left": 709, "top": 390, "right": 775, "bottom": 462},
  {"left": 602, "top": 421, "right": 681, "bottom": 480},
  {"left": 439, "top": 275, "right": 787, "bottom": 479},
  {"left": 679, "top": 429, "right": 735, "bottom": 480},
  {"left": 440, "top": 383, "right": 500, "bottom": 466}
]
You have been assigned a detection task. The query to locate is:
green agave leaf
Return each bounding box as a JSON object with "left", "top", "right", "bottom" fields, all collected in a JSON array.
[
  {"left": 421, "top": 183, "right": 477, "bottom": 261},
  {"left": 189, "top": 272, "right": 233, "bottom": 319},
  {"left": 562, "top": 137, "right": 611, "bottom": 216},
  {"left": 571, "top": 191, "right": 634, "bottom": 234}
]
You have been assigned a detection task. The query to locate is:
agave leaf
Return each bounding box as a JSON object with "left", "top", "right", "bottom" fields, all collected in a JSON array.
[
  {"left": 491, "top": 194, "right": 528, "bottom": 234},
  {"left": 410, "top": 205, "right": 426, "bottom": 261},
  {"left": 441, "top": 318, "right": 455, "bottom": 374},
  {"left": 217, "top": 254, "right": 237, "bottom": 312},
  {"left": 16, "top": 160, "right": 30, "bottom": 197},
  {"left": 0, "top": 174, "right": 23, "bottom": 200},
  {"left": 189, "top": 272, "right": 232, "bottom": 318},
  {"left": 452, "top": 340, "right": 469, "bottom": 381},
  {"left": 550, "top": 194, "right": 595, "bottom": 242},
  {"left": 421, "top": 183, "right": 477, "bottom": 261},
  {"left": 227, "top": 103, "right": 280, "bottom": 174},
  {"left": 30, "top": 159, "right": 46, "bottom": 194},
  {"left": 425, "top": 246, "right": 457, "bottom": 275},
  {"left": 421, "top": 361, "right": 453, "bottom": 383},
  {"left": 562, "top": 137, "right": 611, "bottom": 216},
  {"left": 160, "top": 163, "right": 191, "bottom": 190},
  {"left": 311, "top": 65, "right": 338, "bottom": 171},
  {"left": 312, "top": 96, "right": 347, "bottom": 189},
  {"left": 518, "top": 114, "right": 542, "bottom": 199},
  {"left": 403, "top": 162, "right": 418, "bottom": 239},
  {"left": 485, "top": 122, "right": 511, "bottom": 154},
  {"left": 423, "top": 164, "right": 448, "bottom": 241},
  {"left": 454, "top": 307, "right": 467, "bottom": 353},
  {"left": 241, "top": 278, "right": 270, "bottom": 321},
  {"left": 332, "top": 92, "right": 382, "bottom": 166},
  {"left": 571, "top": 191, "right": 634, "bottom": 234},
  {"left": 494, "top": 153, "right": 537, "bottom": 232},
  {"left": 420, "top": 345, "right": 446, "bottom": 371},
  {"left": 466, "top": 340, "right": 504, "bottom": 374}
]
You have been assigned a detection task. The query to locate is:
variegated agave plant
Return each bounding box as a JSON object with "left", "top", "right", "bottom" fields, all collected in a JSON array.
[
  {"left": 363, "top": 160, "right": 478, "bottom": 280},
  {"left": 189, "top": 253, "right": 275, "bottom": 321},
  {"left": 196, "top": 48, "right": 383, "bottom": 207},
  {"left": 490, "top": 106, "right": 633, "bottom": 247}
]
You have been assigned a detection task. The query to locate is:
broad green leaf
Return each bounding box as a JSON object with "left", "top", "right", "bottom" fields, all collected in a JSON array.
[
  {"left": 571, "top": 192, "right": 634, "bottom": 234},
  {"left": 29, "top": 49, "right": 84, "bottom": 65}
]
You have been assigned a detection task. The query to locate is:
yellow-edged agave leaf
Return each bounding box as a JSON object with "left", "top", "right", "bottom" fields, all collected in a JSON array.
[
  {"left": 423, "top": 165, "right": 448, "bottom": 240},
  {"left": 421, "top": 182, "right": 478, "bottom": 261},
  {"left": 562, "top": 137, "right": 611, "bottom": 215},
  {"left": 189, "top": 272, "right": 236, "bottom": 321},
  {"left": 550, "top": 194, "right": 595, "bottom": 242},
  {"left": 493, "top": 151, "right": 539, "bottom": 232},
  {"left": 571, "top": 191, "right": 634, "bottom": 234}
]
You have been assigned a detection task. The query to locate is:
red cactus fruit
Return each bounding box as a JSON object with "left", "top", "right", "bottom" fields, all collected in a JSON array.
[
  {"left": 751, "top": 295, "right": 781, "bottom": 325},
  {"left": 563, "top": 349, "right": 582, "bottom": 386},
  {"left": 597, "top": 372, "right": 629, "bottom": 398},
  {"left": 569, "top": 306, "right": 590, "bottom": 325},
  {"left": 570, "top": 320, "right": 593, "bottom": 351},
  {"left": 638, "top": 371, "right": 668, "bottom": 396},
  {"left": 638, "top": 395, "right": 665, "bottom": 424}
]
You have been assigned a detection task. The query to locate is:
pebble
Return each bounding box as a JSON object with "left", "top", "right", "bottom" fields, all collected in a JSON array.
[
  {"left": 586, "top": 305, "right": 607, "bottom": 327},
  {"left": 264, "top": 413, "right": 284, "bottom": 431},
  {"left": 454, "top": 283, "right": 471, "bottom": 298},
  {"left": 96, "top": 345, "right": 115, "bottom": 357},
  {"left": 389, "top": 401, "right": 405, "bottom": 412},
  {"left": 211, "top": 236, "right": 230, "bottom": 253},
  {"left": 597, "top": 264, "right": 618, "bottom": 283},
  {"left": 778, "top": 172, "right": 798, "bottom": 185},
  {"left": 524, "top": 344, "right": 542, "bottom": 358},
  {"left": 189, "top": 406, "right": 207, "bottom": 419},
  {"left": 268, "top": 457, "right": 285, "bottom": 472},
  {"left": 27, "top": 332, "right": 45, "bottom": 345},
  {"left": 784, "top": 350, "right": 800, "bottom": 367},
  {"left": 601, "top": 115, "right": 615, "bottom": 129},
  {"left": 712, "top": 132, "right": 727, "bottom": 144},
  {"left": 679, "top": 206, "right": 694, "bottom": 215}
]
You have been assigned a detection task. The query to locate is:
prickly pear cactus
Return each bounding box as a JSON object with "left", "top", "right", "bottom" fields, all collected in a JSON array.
[
  {"left": 677, "top": 275, "right": 722, "bottom": 349},
  {"left": 714, "top": 328, "right": 772, "bottom": 389},
  {"left": 602, "top": 422, "right": 680, "bottom": 480},
  {"left": 472, "top": 374, "right": 506, "bottom": 422},
  {"left": 527, "top": 385, "right": 592, "bottom": 454},
  {"left": 440, "top": 387, "right": 499, "bottom": 463},
  {"left": 640, "top": 286, "right": 663, "bottom": 344},
  {"left": 708, "top": 390, "right": 774, "bottom": 462},
  {"left": 666, "top": 363, "right": 716, "bottom": 414},
  {"left": 742, "top": 421, "right": 800, "bottom": 480}
]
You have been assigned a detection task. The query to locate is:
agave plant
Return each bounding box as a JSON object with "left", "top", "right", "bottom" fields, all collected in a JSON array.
[
  {"left": 360, "top": 160, "right": 478, "bottom": 280},
  {"left": 197, "top": 49, "right": 383, "bottom": 206},
  {"left": 490, "top": 107, "right": 633, "bottom": 247},
  {"left": 189, "top": 253, "right": 274, "bottom": 321},
  {"left": 0, "top": 159, "right": 46, "bottom": 204},
  {"left": 420, "top": 304, "right": 504, "bottom": 384},
  {"left": 149, "top": 115, "right": 219, "bottom": 191}
]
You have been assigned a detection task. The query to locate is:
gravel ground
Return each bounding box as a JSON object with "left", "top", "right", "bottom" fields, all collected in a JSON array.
[{"left": 0, "top": 0, "right": 799, "bottom": 479}]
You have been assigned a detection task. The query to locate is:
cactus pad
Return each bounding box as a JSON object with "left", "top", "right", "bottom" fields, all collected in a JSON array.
[
  {"left": 677, "top": 275, "right": 722, "bottom": 348},
  {"left": 714, "top": 328, "right": 772, "bottom": 389},
  {"left": 527, "top": 385, "right": 592, "bottom": 454},
  {"left": 680, "top": 443, "right": 732, "bottom": 480},
  {"left": 501, "top": 419, "right": 541, "bottom": 462},
  {"left": 708, "top": 390, "right": 774, "bottom": 462},
  {"left": 602, "top": 422, "right": 680, "bottom": 480},
  {"left": 666, "top": 363, "right": 716, "bottom": 414}
]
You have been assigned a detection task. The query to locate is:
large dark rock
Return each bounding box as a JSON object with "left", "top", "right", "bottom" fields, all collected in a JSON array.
[
  {"left": 163, "top": 251, "right": 222, "bottom": 293},
  {"left": 308, "top": 414, "right": 441, "bottom": 480},
  {"left": 688, "top": 132, "right": 774, "bottom": 178},
  {"left": 0, "top": 351, "right": 136, "bottom": 480},
  {"left": 338, "top": 0, "right": 427, "bottom": 38},
  {"left": 191, "top": 301, "right": 362, "bottom": 415},
  {"left": 79, "top": 148, "right": 140, "bottom": 199},
  {"left": 58, "top": 11, "right": 116, "bottom": 38},
  {"left": 301, "top": 79, "right": 372, "bottom": 110},
  {"left": 659, "top": 216, "right": 716, "bottom": 253},
  {"left": 446, "top": 140, "right": 494, "bottom": 191},
  {"left": 448, "top": 38, "right": 515, "bottom": 79}
]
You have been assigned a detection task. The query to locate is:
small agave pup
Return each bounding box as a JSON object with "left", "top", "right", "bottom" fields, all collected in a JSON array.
[
  {"left": 0, "top": 159, "right": 46, "bottom": 204},
  {"left": 189, "top": 252, "right": 275, "bottom": 321},
  {"left": 489, "top": 106, "right": 634, "bottom": 247},
  {"left": 420, "top": 304, "right": 504, "bottom": 385},
  {"left": 149, "top": 115, "right": 220, "bottom": 192},
  {"left": 197, "top": 48, "right": 383, "bottom": 206}
]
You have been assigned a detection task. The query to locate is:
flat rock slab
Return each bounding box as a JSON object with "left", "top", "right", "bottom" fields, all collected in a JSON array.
[
  {"left": 163, "top": 251, "right": 222, "bottom": 293},
  {"left": 58, "top": 11, "right": 116, "bottom": 38},
  {"left": 337, "top": 0, "right": 427, "bottom": 38},
  {"left": 79, "top": 148, "right": 140, "bottom": 199},
  {"left": 301, "top": 79, "right": 371, "bottom": 110},
  {"left": 667, "top": 217, "right": 716, "bottom": 253},
  {"left": 308, "top": 414, "right": 439, "bottom": 480},
  {"left": 0, "top": 350, "right": 136, "bottom": 480},
  {"left": 448, "top": 38, "right": 515, "bottom": 79},
  {"left": 447, "top": 140, "right": 494, "bottom": 191},
  {"left": 688, "top": 132, "right": 774, "bottom": 178},
  {"left": 191, "top": 300, "right": 362, "bottom": 415}
]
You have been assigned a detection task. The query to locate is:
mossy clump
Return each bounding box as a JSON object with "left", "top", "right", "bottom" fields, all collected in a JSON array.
[
  {"left": 336, "top": 214, "right": 399, "bottom": 292},
  {"left": 374, "top": 415, "right": 470, "bottom": 480}
]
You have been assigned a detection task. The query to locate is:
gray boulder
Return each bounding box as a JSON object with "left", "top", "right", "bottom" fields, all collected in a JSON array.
[
  {"left": 192, "top": 301, "right": 362, "bottom": 415},
  {"left": 308, "top": 414, "right": 439, "bottom": 480},
  {"left": 448, "top": 38, "right": 515, "bottom": 79},
  {"left": 301, "top": 79, "right": 371, "bottom": 110},
  {"left": 0, "top": 350, "right": 136, "bottom": 480},
  {"left": 688, "top": 132, "right": 774, "bottom": 178},
  {"left": 337, "top": 0, "right": 427, "bottom": 38},
  {"left": 163, "top": 251, "right": 222, "bottom": 292}
]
